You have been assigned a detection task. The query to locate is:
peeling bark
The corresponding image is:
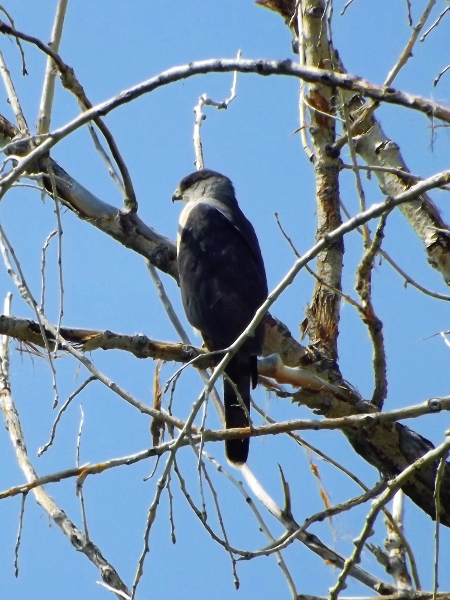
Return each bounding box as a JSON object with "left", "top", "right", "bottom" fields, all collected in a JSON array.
[
  {"left": 300, "top": 0, "right": 344, "bottom": 370},
  {"left": 352, "top": 109, "right": 450, "bottom": 283}
]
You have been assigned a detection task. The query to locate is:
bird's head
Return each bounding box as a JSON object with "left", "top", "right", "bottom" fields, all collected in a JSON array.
[{"left": 172, "top": 169, "right": 235, "bottom": 204}]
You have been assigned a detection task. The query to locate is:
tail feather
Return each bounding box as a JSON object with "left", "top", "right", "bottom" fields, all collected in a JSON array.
[{"left": 224, "top": 353, "right": 253, "bottom": 464}]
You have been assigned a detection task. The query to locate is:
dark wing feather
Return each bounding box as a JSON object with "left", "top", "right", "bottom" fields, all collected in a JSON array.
[{"left": 178, "top": 201, "right": 268, "bottom": 353}]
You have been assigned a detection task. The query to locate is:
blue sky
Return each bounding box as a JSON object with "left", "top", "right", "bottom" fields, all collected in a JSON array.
[{"left": 1, "top": 1, "right": 450, "bottom": 598}]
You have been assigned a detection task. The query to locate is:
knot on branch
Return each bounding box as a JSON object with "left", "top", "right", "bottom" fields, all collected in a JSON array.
[
  {"left": 256, "top": 60, "right": 271, "bottom": 75},
  {"left": 60, "top": 66, "right": 85, "bottom": 98},
  {"left": 427, "top": 398, "right": 442, "bottom": 413}
]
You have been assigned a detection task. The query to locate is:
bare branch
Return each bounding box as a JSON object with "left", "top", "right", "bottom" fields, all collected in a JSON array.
[
  {"left": 343, "top": 99, "right": 450, "bottom": 285},
  {"left": 355, "top": 214, "right": 389, "bottom": 408},
  {"left": 0, "top": 50, "right": 28, "bottom": 133},
  {"left": 14, "top": 492, "right": 26, "bottom": 577},
  {"left": 199, "top": 451, "right": 298, "bottom": 596},
  {"left": 247, "top": 479, "right": 388, "bottom": 558},
  {"left": 300, "top": 0, "right": 343, "bottom": 364},
  {"left": 241, "top": 464, "right": 396, "bottom": 594},
  {"left": 0, "top": 18, "right": 137, "bottom": 210},
  {"left": 38, "top": 377, "right": 96, "bottom": 456},
  {"left": 420, "top": 6, "right": 450, "bottom": 42},
  {"left": 37, "top": 0, "right": 69, "bottom": 134},
  {"left": 434, "top": 451, "right": 449, "bottom": 595},
  {"left": 0, "top": 294, "right": 131, "bottom": 599},
  {"left": 384, "top": 0, "right": 436, "bottom": 86},
  {"left": 329, "top": 434, "right": 450, "bottom": 599},
  {"left": 39, "top": 230, "right": 57, "bottom": 311},
  {"left": 383, "top": 491, "right": 414, "bottom": 590},
  {"left": 0, "top": 57, "right": 449, "bottom": 195},
  {"left": 434, "top": 64, "right": 450, "bottom": 87}
]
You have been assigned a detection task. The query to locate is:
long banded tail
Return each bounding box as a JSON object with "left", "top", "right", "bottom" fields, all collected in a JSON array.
[{"left": 223, "top": 353, "right": 257, "bottom": 464}]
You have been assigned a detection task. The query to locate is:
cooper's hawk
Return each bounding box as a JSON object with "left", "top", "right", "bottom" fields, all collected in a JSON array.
[{"left": 173, "top": 170, "right": 268, "bottom": 464}]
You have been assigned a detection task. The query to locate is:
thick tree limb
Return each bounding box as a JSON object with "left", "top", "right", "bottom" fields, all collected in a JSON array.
[
  {"left": 42, "top": 159, "right": 179, "bottom": 279},
  {"left": 0, "top": 57, "right": 449, "bottom": 178},
  {"left": 299, "top": 0, "right": 344, "bottom": 371},
  {"left": 0, "top": 314, "right": 201, "bottom": 362},
  {"left": 348, "top": 99, "right": 450, "bottom": 284}
]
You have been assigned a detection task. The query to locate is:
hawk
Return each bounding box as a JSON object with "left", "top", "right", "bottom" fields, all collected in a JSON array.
[{"left": 173, "top": 170, "right": 268, "bottom": 464}]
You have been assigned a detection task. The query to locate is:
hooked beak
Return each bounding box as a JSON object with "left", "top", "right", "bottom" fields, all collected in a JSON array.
[{"left": 172, "top": 188, "right": 182, "bottom": 203}]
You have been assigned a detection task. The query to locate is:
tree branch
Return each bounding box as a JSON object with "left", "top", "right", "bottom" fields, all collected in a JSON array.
[{"left": 0, "top": 295, "right": 131, "bottom": 599}]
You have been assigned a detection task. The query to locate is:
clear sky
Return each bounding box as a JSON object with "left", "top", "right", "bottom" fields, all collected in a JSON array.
[{"left": 1, "top": 1, "right": 450, "bottom": 599}]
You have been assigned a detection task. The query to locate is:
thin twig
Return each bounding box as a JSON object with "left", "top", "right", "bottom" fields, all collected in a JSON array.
[
  {"left": 39, "top": 230, "right": 57, "bottom": 312},
  {"left": 37, "top": 0, "right": 69, "bottom": 134},
  {"left": 328, "top": 434, "right": 450, "bottom": 600},
  {"left": 196, "top": 407, "right": 208, "bottom": 519},
  {"left": 340, "top": 0, "right": 358, "bottom": 16},
  {"left": 202, "top": 451, "right": 298, "bottom": 597},
  {"left": 39, "top": 376, "right": 96, "bottom": 455},
  {"left": 337, "top": 0, "right": 436, "bottom": 154},
  {"left": 0, "top": 221, "right": 60, "bottom": 408},
  {"left": 14, "top": 492, "right": 26, "bottom": 577},
  {"left": 132, "top": 453, "right": 173, "bottom": 598},
  {"left": 245, "top": 479, "right": 388, "bottom": 558},
  {"left": 0, "top": 19, "right": 137, "bottom": 211},
  {"left": 146, "top": 261, "right": 189, "bottom": 343},
  {"left": 355, "top": 213, "right": 389, "bottom": 408},
  {"left": 275, "top": 212, "right": 364, "bottom": 311},
  {"left": 87, "top": 122, "right": 125, "bottom": 194},
  {"left": 193, "top": 49, "right": 241, "bottom": 170},
  {"left": 132, "top": 372, "right": 225, "bottom": 598},
  {"left": 434, "top": 65, "right": 450, "bottom": 87},
  {"left": 296, "top": 7, "right": 314, "bottom": 160},
  {"left": 193, "top": 95, "right": 206, "bottom": 170},
  {"left": 341, "top": 162, "right": 423, "bottom": 183},
  {"left": 0, "top": 293, "right": 131, "bottom": 598},
  {"left": 96, "top": 582, "right": 132, "bottom": 600},
  {"left": 240, "top": 464, "right": 394, "bottom": 594},
  {"left": 0, "top": 7, "right": 27, "bottom": 74},
  {"left": 341, "top": 93, "right": 370, "bottom": 244},
  {"left": 0, "top": 49, "right": 28, "bottom": 133},
  {"left": 166, "top": 468, "right": 176, "bottom": 544},
  {"left": 404, "top": 0, "right": 413, "bottom": 26},
  {"left": 196, "top": 453, "right": 240, "bottom": 589},
  {"left": 44, "top": 159, "right": 65, "bottom": 370},
  {"left": 420, "top": 6, "right": 450, "bottom": 42},
  {"left": 384, "top": 0, "right": 436, "bottom": 86},
  {"left": 173, "top": 457, "right": 233, "bottom": 550},
  {"left": 433, "top": 450, "right": 449, "bottom": 600},
  {"left": 340, "top": 199, "right": 450, "bottom": 302},
  {"left": 251, "top": 397, "right": 421, "bottom": 588},
  {"left": 76, "top": 404, "right": 90, "bottom": 541}
]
